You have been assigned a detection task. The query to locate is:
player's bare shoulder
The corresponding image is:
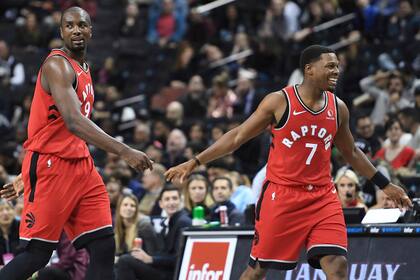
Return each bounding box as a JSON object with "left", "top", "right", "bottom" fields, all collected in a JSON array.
[
  {"left": 41, "top": 55, "right": 75, "bottom": 90},
  {"left": 257, "top": 90, "right": 288, "bottom": 124}
]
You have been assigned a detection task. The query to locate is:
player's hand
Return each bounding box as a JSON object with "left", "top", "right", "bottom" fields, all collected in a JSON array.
[
  {"left": 165, "top": 159, "right": 196, "bottom": 183},
  {"left": 382, "top": 183, "right": 412, "bottom": 210},
  {"left": 120, "top": 147, "right": 153, "bottom": 172},
  {"left": 0, "top": 173, "right": 23, "bottom": 201}
]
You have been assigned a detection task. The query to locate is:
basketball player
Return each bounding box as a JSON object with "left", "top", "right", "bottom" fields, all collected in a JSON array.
[
  {"left": 165, "top": 45, "right": 411, "bottom": 279},
  {"left": 0, "top": 7, "right": 152, "bottom": 280}
]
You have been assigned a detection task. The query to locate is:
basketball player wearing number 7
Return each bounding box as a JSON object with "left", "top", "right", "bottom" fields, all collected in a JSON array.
[{"left": 165, "top": 45, "right": 412, "bottom": 279}]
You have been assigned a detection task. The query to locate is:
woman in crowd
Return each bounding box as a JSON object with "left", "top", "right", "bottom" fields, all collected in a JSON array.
[
  {"left": 335, "top": 169, "right": 368, "bottom": 210},
  {"left": 0, "top": 199, "right": 21, "bottom": 268},
  {"left": 183, "top": 174, "right": 213, "bottom": 218},
  {"left": 114, "top": 194, "right": 160, "bottom": 259},
  {"left": 374, "top": 118, "right": 415, "bottom": 170}
]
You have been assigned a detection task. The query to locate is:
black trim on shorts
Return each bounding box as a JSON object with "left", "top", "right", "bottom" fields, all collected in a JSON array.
[
  {"left": 249, "top": 257, "right": 297, "bottom": 270},
  {"left": 307, "top": 246, "right": 348, "bottom": 269},
  {"left": 72, "top": 226, "right": 114, "bottom": 250},
  {"left": 255, "top": 181, "right": 270, "bottom": 221},
  {"left": 20, "top": 238, "right": 58, "bottom": 251},
  {"left": 29, "top": 152, "right": 40, "bottom": 202}
]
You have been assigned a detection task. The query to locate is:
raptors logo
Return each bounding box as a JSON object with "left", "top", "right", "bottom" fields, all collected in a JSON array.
[
  {"left": 253, "top": 230, "right": 259, "bottom": 245},
  {"left": 25, "top": 212, "right": 36, "bottom": 228}
]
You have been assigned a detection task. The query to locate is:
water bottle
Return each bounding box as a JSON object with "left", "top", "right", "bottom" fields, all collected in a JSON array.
[{"left": 192, "top": 206, "right": 206, "bottom": 226}]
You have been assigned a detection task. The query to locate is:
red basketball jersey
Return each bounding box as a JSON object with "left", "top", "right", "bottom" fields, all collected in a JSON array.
[
  {"left": 24, "top": 49, "right": 94, "bottom": 159},
  {"left": 266, "top": 85, "right": 339, "bottom": 186}
]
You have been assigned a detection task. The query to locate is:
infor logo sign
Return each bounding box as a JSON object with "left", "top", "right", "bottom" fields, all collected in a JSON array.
[{"left": 179, "top": 237, "right": 237, "bottom": 280}]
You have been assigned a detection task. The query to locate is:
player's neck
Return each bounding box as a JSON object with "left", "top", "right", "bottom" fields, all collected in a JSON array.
[
  {"left": 298, "top": 82, "right": 324, "bottom": 100},
  {"left": 62, "top": 47, "right": 86, "bottom": 65}
]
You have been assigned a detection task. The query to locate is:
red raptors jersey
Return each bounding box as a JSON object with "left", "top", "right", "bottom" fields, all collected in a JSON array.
[
  {"left": 24, "top": 49, "right": 94, "bottom": 159},
  {"left": 266, "top": 85, "right": 339, "bottom": 186}
]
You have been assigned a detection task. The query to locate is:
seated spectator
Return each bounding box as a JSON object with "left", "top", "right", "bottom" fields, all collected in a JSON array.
[
  {"left": 0, "top": 40, "right": 25, "bottom": 88},
  {"left": 138, "top": 163, "right": 167, "bottom": 216},
  {"left": 163, "top": 129, "right": 188, "bottom": 168},
  {"left": 130, "top": 122, "right": 152, "bottom": 152},
  {"left": 228, "top": 171, "right": 255, "bottom": 213},
  {"left": 355, "top": 114, "right": 383, "bottom": 155},
  {"left": 183, "top": 174, "right": 213, "bottom": 218},
  {"left": 207, "top": 73, "right": 237, "bottom": 119},
  {"left": 36, "top": 232, "right": 89, "bottom": 280},
  {"left": 187, "top": 121, "right": 206, "bottom": 146},
  {"left": 178, "top": 75, "right": 208, "bottom": 120},
  {"left": 0, "top": 199, "right": 21, "bottom": 267},
  {"left": 120, "top": 3, "right": 145, "bottom": 38},
  {"left": 115, "top": 194, "right": 160, "bottom": 258},
  {"left": 334, "top": 169, "right": 367, "bottom": 210},
  {"left": 105, "top": 177, "right": 123, "bottom": 221},
  {"left": 398, "top": 107, "right": 420, "bottom": 151},
  {"left": 165, "top": 101, "right": 184, "bottom": 130},
  {"left": 209, "top": 176, "right": 244, "bottom": 225},
  {"left": 374, "top": 118, "right": 415, "bottom": 170},
  {"left": 115, "top": 186, "right": 191, "bottom": 280},
  {"left": 15, "top": 11, "right": 46, "bottom": 49},
  {"left": 147, "top": 0, "right": 187, "bottom": 47},
  {"left": 233, "top": 68, "right": 264, "bottom": 117}
]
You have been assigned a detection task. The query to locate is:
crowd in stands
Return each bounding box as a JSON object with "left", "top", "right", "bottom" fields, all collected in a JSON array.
[{"left": 0, "top": 0, "right": 419, "bottom": 278}]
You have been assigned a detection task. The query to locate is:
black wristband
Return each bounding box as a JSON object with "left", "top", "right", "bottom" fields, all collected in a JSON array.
[
  {"left": 370, "top": 171, "right": 390, "bottom": 189},
  {"left": 193, "top": 156, "right": 201, "bottom": 166}
]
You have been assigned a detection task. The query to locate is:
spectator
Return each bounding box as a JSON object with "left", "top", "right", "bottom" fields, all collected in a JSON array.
[
  {"left": 115, "top": 186, "right": 191, "bottom": 280},
  {"left": 15, "top": 11, "right": 46, "bottom": 48},
  {"left": 398, "top": 107, "right": 420, "bottom": 150},
  {"left": 227, "top": 171, "right": 255, "bottom": 213},
  {"left": 37, "top": 232, "right": 89, "bottom": 280},
  {"left": 359, "top": 71, "right": 413, "bottom": 125},
  {"left": 165, "top": 101, "right": 184, "bottom": 130},
  {"left": 209, "top": 176, "right": 244, "bottom": 225},
  {"left": 183, "top": 174, "right": 213, "bottom": 218},
  {"left": 207, "top": 72, "right": 237, "bottom": 119},
  {"left": 0, "top": 199, "right": 21, "bottom": 267},
  {"left": 178, "top": 75, "right": 208, "bottom": 120},
  {"left": 169, "top": 41, "right": 196, "bottom": 85},
  {"left": 374, "top": 118, "right": 415, "bottom": 170},
  {"left": 139, "top": 163, "right": 167, "bottom": 215},
  {"left": 334, "top": 169, "right": 368, "bottom": 210},
  {"left": 130, "top": 122, "right": 152, "bottom": 152},
  {"left": 147, "top": 0, "right": 187, "bottom": 47},
  {"left": 120, "top": 3, "right": 145, "bottom": 38},
  {"left": 355, "top": 114, "right": 383, "bottom": 155},
  {"left": 114, "top": 194, "right": 160, "bottom": 257},
  {"left": 258, "top": 0, "right": 301, "bottom": 41},
  {"left": 233, "top": 68, "right": 263, "bottom": 117},
  {"left": 106, "top": 177, "right": 123, "bottom": 220},
  {"left": 145, "top": 144, "right": 164, "bottom": 165},
  {"left": 187, "top": 121, "right": 206, "bottom": 146},
  {"left": 152, "top": 119, "right": 172, "bottom": 147},
  {"left": 163, "top": 129, "right": 188, "bottom": 168},
  {"left": 0, "top": 40, "right": 25, "bottom": 88}
]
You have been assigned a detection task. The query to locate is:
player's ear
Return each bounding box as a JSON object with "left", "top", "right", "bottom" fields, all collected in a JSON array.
[{"left": 305, "top": 63, "right": 313, "bottom": 76}]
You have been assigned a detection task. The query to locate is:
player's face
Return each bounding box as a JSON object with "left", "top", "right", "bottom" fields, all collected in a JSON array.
[
  {"left": 159, "top": 190, "right": 181, "bottom": 217},
  {"left": 313, "top": 53, "right": 339, "bottom": 91},
  {"left": 188, "top": 180, "right": 207, "bottom": 204},
  {"left": 212, "top": 180, "right": 232, "bottom": 203},
  {"left": 60, "top": 11, "right": 92, "bottom": 52},
  {"left": 119, "top": 197, "right": 137, "bottom": 220}
]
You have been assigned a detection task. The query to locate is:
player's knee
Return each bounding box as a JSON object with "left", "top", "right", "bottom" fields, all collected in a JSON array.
[{"left": 322, "top": 255, "right": 347, "bottom": 279}]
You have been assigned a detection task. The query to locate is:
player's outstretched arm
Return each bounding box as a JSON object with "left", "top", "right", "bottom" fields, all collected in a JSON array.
[
  {"left": 42, "top": 56, "right": 152, "bottom": 171},
  {"left": 165, "top": 92, "right": 285, "bottom": 183},
  {"left": 334, "top": 98, "right": 412, "bottom": 209}
]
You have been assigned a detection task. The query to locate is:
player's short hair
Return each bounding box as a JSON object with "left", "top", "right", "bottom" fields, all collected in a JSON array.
[
  {"left": 300, "top": 45, "right": 335, "bottom": 72},
  {"left": 60, "top": 6, "right": 92, "bottom": 26},
  {"left": 159, "top": 185, "right": 181, "bottom": 201}
]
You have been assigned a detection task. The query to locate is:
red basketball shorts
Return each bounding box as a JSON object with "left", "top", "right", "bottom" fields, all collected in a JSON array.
[
  {"left": 20, "top": 150, "right": 113, "bottom": 250},
  {"left": 249, "top": 180, "right": 347, "bottom": 270}
]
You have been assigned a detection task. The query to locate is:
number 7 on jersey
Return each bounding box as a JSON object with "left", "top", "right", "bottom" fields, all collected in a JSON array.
[{"left": 305, "top": 143, "right": 318, "bottom": 165}]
